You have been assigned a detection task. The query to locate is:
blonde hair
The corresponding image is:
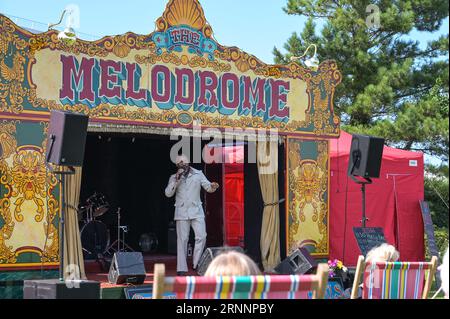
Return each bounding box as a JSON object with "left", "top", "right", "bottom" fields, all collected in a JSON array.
[
  {"left": 204, "top": 251, "right": 261, "bottom": 277},
  {"left": 366, "top": 244, "right": 400, "bottom": 263}
]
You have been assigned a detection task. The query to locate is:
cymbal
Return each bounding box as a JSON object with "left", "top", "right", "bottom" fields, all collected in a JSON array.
[{"left": 93, "top": 206, "right": 109, "bottom": 218}]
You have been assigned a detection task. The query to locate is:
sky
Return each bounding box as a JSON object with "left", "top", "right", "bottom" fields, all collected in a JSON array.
[{"left": 1, "top": 0, "right": 448, "bottom": 64}]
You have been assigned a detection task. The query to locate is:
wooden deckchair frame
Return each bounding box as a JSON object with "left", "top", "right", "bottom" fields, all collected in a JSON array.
[
  {"left": 153, "top": 263, "right": 329, "bottom": 299},
  {"left": 351, "top": 255, "right": 438, "bottom": 299}
]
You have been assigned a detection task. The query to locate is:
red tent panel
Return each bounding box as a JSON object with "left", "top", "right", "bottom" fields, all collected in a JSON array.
[{"left": 329, "top": 131, "right": 424, "bottom": 266}]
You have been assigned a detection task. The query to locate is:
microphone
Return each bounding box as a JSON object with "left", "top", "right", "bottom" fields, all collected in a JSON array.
[{"left": 176, "top": 168, "right": 185, "bottom": 181}]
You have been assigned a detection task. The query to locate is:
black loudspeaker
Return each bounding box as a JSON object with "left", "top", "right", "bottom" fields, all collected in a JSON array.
[
  {"left": 274, "top": 248, "right": 317, "bottom": 275},
  {"left": 197, "top": 246, "right": 245, "bottom": 276},
  {"left": 46, "top": 110, "right": 89, "bottom": 166},
  {"left": 23, "top": 279, "right": 100, "bottom": 299},
  {"left": 347, "top": 134, "right": 385, "bottom": 179},
  {"left": 108, "top": 252, "right": 146, "bottom": 285}
]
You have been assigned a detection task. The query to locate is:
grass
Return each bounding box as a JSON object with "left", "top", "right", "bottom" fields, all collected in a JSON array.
[{"left": 429, "top": 279, "right": 446, "bottom": 299}]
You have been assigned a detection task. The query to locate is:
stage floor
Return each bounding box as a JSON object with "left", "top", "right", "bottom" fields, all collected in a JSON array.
[{"left": 85, "top": 254, "right": 198, "bottom": 298}]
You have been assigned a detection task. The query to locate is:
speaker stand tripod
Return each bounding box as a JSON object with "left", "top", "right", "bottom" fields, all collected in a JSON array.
[
  {"left": 103, "top": 208, "right": 134, "bottom": 256},
  {"left": 49, "top": 165, "right": 76, "bottom": 281},
  {"left": 350, "top": 175, "right": 372, "bottom": 228}
]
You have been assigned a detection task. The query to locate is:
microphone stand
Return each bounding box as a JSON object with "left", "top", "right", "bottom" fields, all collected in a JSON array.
[{"left": 103, "top": 207, "right": 134, "bottom": 255}]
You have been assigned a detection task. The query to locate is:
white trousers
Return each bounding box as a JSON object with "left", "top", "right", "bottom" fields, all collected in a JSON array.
[{"left": 176, "top": 218, "right": 207, "bottom": 272}]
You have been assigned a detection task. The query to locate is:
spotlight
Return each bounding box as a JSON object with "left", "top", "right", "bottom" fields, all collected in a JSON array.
[
  {"left": 290, "top": 44, "right": 320, "bottom": 71},
  {"left": 304, "top": 55, "right": 320, "bottom": 71},
  {"left": 48, "top": 8, "right": 78, "bottom": 46}
]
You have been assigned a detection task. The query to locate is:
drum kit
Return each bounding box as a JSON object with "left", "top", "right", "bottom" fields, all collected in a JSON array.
[{"left": 78, "top": 192, "right": 133, "bottom": 258}]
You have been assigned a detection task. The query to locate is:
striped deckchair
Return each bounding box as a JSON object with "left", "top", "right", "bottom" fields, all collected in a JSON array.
[
  {"left": 152, "top": 263, "right": 329, "bottom": 299},
  {"left": 351, "top": 255, "right": 438, "bottom": 299}
]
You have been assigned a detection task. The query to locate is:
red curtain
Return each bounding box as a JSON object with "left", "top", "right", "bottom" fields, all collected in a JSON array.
[{"left": 223, "top": 146, "right": 245, "bottom": 247}]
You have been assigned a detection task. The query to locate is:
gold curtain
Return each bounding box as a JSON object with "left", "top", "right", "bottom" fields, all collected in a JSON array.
[
  {"left": 257, "top": 141, "right": 281, "bottom": 272},
  {"left": 63, "top": 167, "right": 86, "bottom": 280}
]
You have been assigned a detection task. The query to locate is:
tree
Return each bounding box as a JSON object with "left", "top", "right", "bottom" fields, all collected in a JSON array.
[
  {"left": 425, "top": 164, "right": 449, "bottom": 257},
  {"left": 274, "top": 0, "right": 449, "bottom": 161}
]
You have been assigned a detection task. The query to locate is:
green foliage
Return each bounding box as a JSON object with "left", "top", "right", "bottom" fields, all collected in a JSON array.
[
  {"left": 434, "top": 228, "right": 449, "bottom": 257},
  {"left": 274, "top": 0, "right": 449, "bottom": 160},
  {"left": 425, "top": 164, "right": 449, "bottom": 230},
  {"left": 424, "top": 164, "right": 448, "bottom": 262},
  {"left": 425, "top": 227, "right": 449, "bottom": 262}
]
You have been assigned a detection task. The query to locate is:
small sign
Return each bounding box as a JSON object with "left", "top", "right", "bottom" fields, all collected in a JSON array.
[
  {"left": 353, "top": 227, "right": 387, "bottom": 256},
  {"left": 307, "top": 278, "right": 346, "bottom": 299},
  {"left": 420, "top": 201, "right": 439, "bottom": 258},
  {"left": 409, "top": 160, "right": 418, "bottom": 167},
  {"left": 124, "top": 286, "right": 176, "bottom": 299}
]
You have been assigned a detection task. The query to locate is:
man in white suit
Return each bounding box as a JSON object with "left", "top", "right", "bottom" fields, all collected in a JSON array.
[{"left": 165, "top": 154, "right": 219, "bottom": 275}]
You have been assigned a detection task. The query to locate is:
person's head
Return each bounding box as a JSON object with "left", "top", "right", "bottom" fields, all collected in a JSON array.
[
  {"left": 204, "top": 251, "right": 261, "bottom": 277},
  {"left": 175, "top": 154, "right": 190, "bottom": 170},
  {"left": 366, "top": 244, "right": 400, "bottom": 263},
  {"left": 440, "top": 247, "right": 449, "bottom": 298}
]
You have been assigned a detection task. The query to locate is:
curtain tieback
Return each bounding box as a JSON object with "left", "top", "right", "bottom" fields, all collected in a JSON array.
[
  {"left": 67, "top": 204, "right": 80, "bottom": 212},
  {"left": 263, "top": 198, "right": 285, "bottom": 207}
]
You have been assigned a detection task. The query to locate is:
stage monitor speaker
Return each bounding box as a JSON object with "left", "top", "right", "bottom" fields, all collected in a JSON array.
[
  {"left": 46, "top": 110, "right": 89, "bottom": 166},
  {"left": 23, "top": 279, "right": 100, "bottom": 299},
  {"left": 108, "top": 252, "right": 146, "bottom": 285},
  {"left": 197, "top": 246, "right": 245, "bottom": 276},
  {"left": 274, "top": 248, "right": 317, "bottom": 275},
  {"left": 347, "top": 134, "right": 385, "bottom": 179}
]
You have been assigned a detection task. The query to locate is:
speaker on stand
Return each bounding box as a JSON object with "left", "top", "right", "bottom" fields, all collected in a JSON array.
[
  {"left": 347, "top": 134, "right": 384, "bottom": 228},
  {"left": 46, "top": 110, "right": 89, "bottom": 167},
  {"left": 24, "top": 111, "right": 94, "bottom": 299},
  {"left": 347, "top": 134, "right": 384, "bottom": 180},
  {"left": 45, "top": 110, "right": 89, "bottom": 281}
]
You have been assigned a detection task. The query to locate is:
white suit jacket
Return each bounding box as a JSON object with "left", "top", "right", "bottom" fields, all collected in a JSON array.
[{"left": 165, "top": 168, "right": 214, "bottom": 221}]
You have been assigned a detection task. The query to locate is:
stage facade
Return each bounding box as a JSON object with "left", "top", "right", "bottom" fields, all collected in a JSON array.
[{"left": 0, "top": 0, "right": 341, "bottom": 297}]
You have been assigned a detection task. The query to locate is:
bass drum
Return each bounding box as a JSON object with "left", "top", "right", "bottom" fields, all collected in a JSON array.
[{"left": 81, "top": 221, "right": 109, "bottom": 256}]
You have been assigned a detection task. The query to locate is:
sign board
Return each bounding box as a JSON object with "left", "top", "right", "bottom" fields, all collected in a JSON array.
[
  {"left": 0, "top": 0, "right": 342, "bottom": 138},
  {"left": 353, "top": 227, "right": 387, "bottom": 256},
  {"left": 419, "top": 200, "right": 439, "bottom": 258}
]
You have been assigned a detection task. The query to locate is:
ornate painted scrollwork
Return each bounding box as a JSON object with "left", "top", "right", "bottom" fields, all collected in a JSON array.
[{"left": 288, "top": 139, "right": 329, "bottom": 255}]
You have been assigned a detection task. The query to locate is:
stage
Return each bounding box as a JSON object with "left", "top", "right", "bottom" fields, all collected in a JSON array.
[{"left": 85, "top": 254, "right": 197, "bottom": 299}]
